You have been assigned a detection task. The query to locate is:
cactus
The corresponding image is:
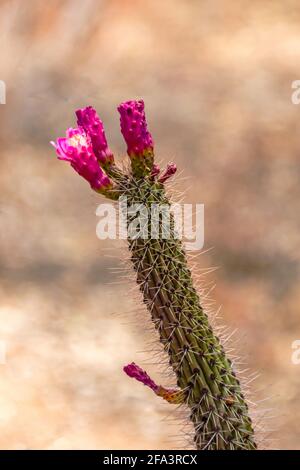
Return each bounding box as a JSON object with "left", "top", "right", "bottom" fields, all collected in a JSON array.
[{"left": 52, "top": 100, "right": 257, "bottom": 450}]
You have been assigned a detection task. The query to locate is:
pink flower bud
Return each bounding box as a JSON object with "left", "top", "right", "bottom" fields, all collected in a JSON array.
[
  {"left": 123, "top": 362, "right": 158, "bottom": 392},
  {"left": 118, "top": 100, "right": 153, "bottom": 158},
  {"left": 158, "top": 162, "right": 177, "bottom": 183},
  {"left": 76, "top": 106, "right": 114, "bottom": 165},
  {"left": 123, "top": 362, "right": 185, "bottom": 404}
]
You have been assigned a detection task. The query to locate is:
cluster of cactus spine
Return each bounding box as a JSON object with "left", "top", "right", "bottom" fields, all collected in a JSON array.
[{"left": 52, "top": 100, "right": 257, "bottom": 450}]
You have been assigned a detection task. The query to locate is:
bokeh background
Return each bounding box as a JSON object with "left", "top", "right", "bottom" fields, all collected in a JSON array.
[{"left": 0, "top": 0, "right": 300, "bottom": 450}]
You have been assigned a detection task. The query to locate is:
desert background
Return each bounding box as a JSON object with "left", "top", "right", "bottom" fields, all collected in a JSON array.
[{"left": 0, "top": 0, "right": 300, "bottom": 449}]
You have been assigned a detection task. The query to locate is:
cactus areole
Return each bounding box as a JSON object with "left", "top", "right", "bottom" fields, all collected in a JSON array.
[{"left": 52, "top": 100, "right": 257, "bottom": 450}]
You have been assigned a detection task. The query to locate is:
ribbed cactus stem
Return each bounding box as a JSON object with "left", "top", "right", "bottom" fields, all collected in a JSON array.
[{"left": 122, "top": 176, "right": 256, "bottom": 450}]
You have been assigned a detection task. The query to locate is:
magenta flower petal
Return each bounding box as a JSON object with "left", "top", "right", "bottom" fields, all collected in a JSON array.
[
  {"left": 51, "top": 127, "right": 111, "bottom": 190},
  {"left": 123, "top": 362, "right": 158, "bottom": 392},
  {"left": 118, "top": 100, "right": 154, "bottom": 158},
  {"left": 76, "top": 106, "right": 114, "bottom": 165}
]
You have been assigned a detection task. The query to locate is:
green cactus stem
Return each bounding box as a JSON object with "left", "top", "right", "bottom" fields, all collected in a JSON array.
[{"left": 121, "top": 175, "right": 256, "bottom": 450}]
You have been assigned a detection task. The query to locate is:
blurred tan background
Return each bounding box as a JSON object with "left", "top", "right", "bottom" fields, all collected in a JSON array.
[{"left": 0, "top": 0, "right": 300, "bottom": 450}]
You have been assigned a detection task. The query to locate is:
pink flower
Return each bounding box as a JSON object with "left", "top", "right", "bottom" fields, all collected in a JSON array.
[
  {"left": 118, "top": 100, "right": 153, "bottom": 158},
  {"left": 76, "top": 106, "right": 114, "bottom": 166},
  {"left": 51, "top": 127, "right": 111, "bottom": 190}
]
